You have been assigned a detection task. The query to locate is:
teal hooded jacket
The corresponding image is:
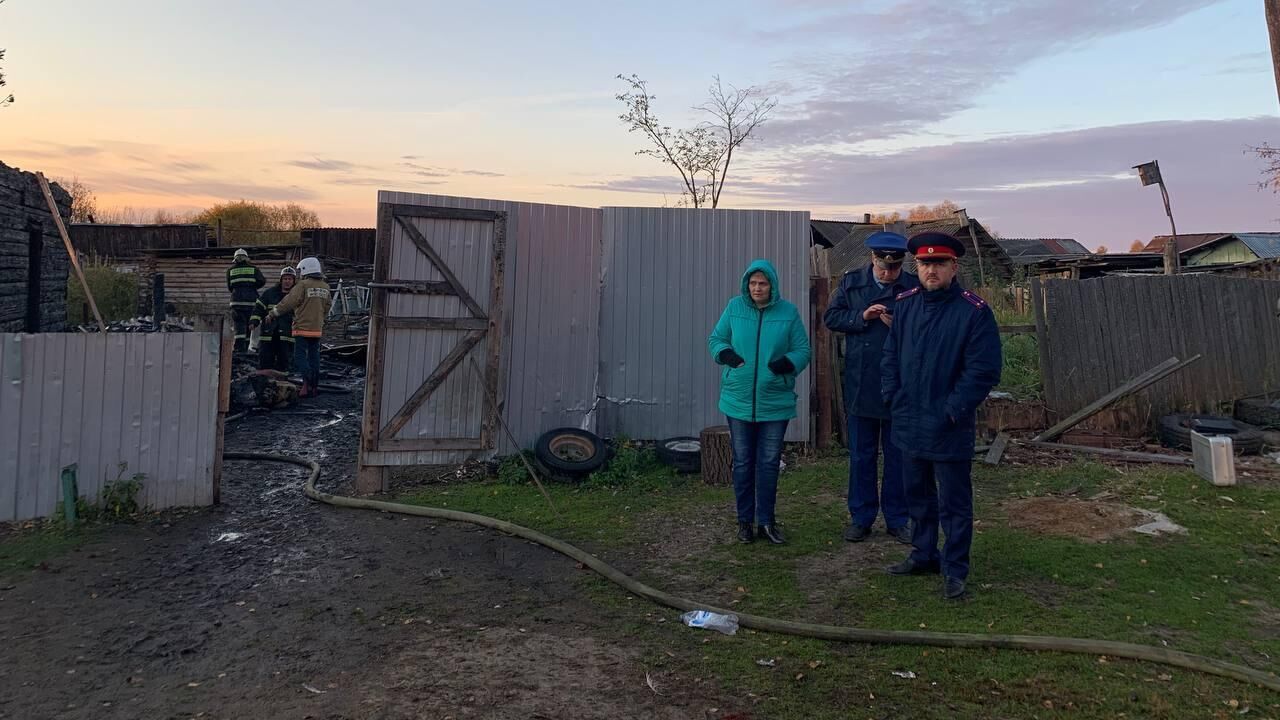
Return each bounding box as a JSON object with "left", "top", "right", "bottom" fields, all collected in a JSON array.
[{"left": 707, "top": 259, "right": 812, "bottom": 422}]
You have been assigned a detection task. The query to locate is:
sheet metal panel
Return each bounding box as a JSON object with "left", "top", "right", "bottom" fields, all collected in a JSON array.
[
  {"left": 598, "top": 207, "right": 812, "bottom": 442},
  {"left": 366, "top": 193, "right": 816, "bottom": 464},
  {"left": 0, "top": 332, "right": 221, "bottom": 522}
]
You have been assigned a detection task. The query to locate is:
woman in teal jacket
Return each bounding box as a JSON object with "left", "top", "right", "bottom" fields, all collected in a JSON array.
[{"left": 708, "top": 259, "right": 811, "bottom": 545}]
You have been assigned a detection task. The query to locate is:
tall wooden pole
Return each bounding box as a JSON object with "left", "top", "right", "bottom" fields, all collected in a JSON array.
[
  {"left": 37, "top": 173, "right": 106, "bottom": 331},
  {"left": 1267, "top": 0, "right": 1280, "bottom": 107}
]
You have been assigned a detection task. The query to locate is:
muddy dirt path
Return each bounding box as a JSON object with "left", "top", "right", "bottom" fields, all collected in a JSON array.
[{"left": 0, "top": 367, "right": 739, "bottom": 720}]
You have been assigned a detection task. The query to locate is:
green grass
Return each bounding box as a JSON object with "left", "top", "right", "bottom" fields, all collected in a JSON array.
[
  {"left": 986, "top": 303, "right": 1044, "bottom": 400},
  {"left": 396, "top": 457, "right": 1280, "bottom": 719},
  {"left": 998, "top": 333, "right": 1042, "bottom": 400},
  {"left": 0, "top": 525, "right": 96, "bottom": 575}
]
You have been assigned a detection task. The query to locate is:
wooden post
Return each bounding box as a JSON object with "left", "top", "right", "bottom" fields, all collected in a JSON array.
[
  {"left": 1268, "top": 0, "right": 1280, "bottom": 109},
  {"left": 153, "top": 273, "right": 166, "bottom": 327},
  {"left": 965, "top": 220, "right": 987, "bottom": 288},
  {"left": 355, "top": 202, "right": 394, "bottom": 495},
  {"left": 36, "top": 173, "right": 106, "bottom": 332},
  {"left": 197, "top": 314, "right": 233, "bottom": 505},
  {"left": 1030, "top": 277, "right": 1053, "bottom": 410},
  {"left": 700, "top": 425, "right": 732, "bottom": 486},
  {"left": 812, "top": 277, "right": 833, "bottom": 450}
]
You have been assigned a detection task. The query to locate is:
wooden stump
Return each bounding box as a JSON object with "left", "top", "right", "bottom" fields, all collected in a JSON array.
[{"left": 700, "top": 425, "right": 733, "bottom": 486}]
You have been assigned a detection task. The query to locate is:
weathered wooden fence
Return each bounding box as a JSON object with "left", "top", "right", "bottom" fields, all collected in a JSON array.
[
  {"left": 0, "top": 332, "right": 222, "bottom": 522},
  {"left": 302, "top": 227, "right": 376, "bottom": 264},
  {"left": 69, "top": 223, "right": 208, "bottom": 259},
  {"left": 1032, "top": 275, "right": 1280, "bottom": 433}
]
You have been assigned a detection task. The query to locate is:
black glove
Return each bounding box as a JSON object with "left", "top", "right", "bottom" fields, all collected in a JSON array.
[
  {"left": 768, "top": 356, "right": 795, "bottom": 375},
  {"left": 718, "top": 349, "right": 745, "bottom": 368}
]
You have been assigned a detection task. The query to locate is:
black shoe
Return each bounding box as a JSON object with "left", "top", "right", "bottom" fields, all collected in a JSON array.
[
  {"left": 758, "top": 524, "right": 786, "bottom": 545},
  {"left": 943, "top": 577, "right": 967, "bottom": 600},
  {"left": 886, "top": 558, "right": 940, "bottom": 576},
  {"left": 737, "top": 522, "right": 755, "bottom": 544},
  {"left": 843, "top": 523, "right": 872, "bottom": 543},
  {"left": 887, "top": 524, "right": 912, "bottom": 545}
]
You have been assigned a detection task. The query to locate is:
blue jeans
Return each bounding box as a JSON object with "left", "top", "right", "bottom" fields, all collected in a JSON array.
[
  {"left": 848, "top": 416, "right": 907, "bottom": 530},
  {"left": 727, "top": 417, "right": 789, "bottom": 525},
  {"left": 293, "top": 337, "right": 321, "bottom": 388},
  {"left": 902, "top": 453, "right": 974, "bottom": 580}
]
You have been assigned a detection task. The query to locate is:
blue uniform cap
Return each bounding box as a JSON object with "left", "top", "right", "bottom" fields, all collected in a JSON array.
[{"left": 866, "top": 231, "right": 908, "bottom": 265}]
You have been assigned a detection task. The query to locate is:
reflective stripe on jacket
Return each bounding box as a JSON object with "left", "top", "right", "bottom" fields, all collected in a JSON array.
[{"left": 272, "top": 276, "right": 331, "bottom": 338}]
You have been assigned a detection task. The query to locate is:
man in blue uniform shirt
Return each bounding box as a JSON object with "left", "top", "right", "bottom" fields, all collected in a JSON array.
[
  {"left": 880, "top": 231, "right": 1002, "bottom": 600},
  {"left": 823, "top": 231, "right": 920, "bottom": 544}
]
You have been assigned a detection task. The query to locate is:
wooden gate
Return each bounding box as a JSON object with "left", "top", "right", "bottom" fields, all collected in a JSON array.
[{"left": 358, "top": 204, "right": 506, "bottom": 489}]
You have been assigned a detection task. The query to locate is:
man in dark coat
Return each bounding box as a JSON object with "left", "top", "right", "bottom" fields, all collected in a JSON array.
[
  {"left": 823, "top": 231, "right": 920, "bottom": 544},
  {"left": 881, "top": 232, "right": 1002, "bottom": 600}
]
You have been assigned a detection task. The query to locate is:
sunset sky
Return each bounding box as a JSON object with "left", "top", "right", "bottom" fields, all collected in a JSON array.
[{"left": 3, "top": 0, "right": 1279, "bottom": 248}]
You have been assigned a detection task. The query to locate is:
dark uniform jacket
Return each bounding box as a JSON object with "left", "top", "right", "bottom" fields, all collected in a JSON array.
[
  {"left": 823, "top": 265, "right": 920, "bottom": 419},
  {"left": 250, "top": 284, "right": 294, "bottom": 340},
  {"left": 227, "top": 261, "right": 266, "bottom": 307},
  {"left": 881, "top": 282, "right": 1002, "bottom": 461}
]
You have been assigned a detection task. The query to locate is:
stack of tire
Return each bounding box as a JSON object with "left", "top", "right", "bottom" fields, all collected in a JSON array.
[{"left": 1157, "top": 414, "right": 1264, "bottom": 455}]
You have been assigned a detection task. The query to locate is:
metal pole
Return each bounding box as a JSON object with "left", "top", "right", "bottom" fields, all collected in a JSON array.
[
  {"left": 1267, "top": 0, "right": 1280, "bottom": 108},
  {"left": 61, "top": 464, "right": 78, "bottom": 527}
]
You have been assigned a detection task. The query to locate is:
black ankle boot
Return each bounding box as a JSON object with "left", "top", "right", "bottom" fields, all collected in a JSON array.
[
  {"left": 759, "top": 524, "right": 786, "bottom": 545},
  {"left": 737, "top": 522, "right": 755, "bottom": 543}
]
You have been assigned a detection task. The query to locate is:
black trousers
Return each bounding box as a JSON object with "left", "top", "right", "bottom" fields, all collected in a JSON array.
[
  {"left": 257, "top": 335, "right": 293, "bottom": 372},
  {"left": 231, "top": 306, "right": 254, "bottom": 350}
]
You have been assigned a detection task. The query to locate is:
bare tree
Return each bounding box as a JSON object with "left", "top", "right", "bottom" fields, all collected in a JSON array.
[
  {"left": 55, "top": 177, "right": 99, "bottom": 223},
  {"left": 616, "top": 74, "right": 776, "bottom": 208},
  {"left": 0, "top": 1, "right": 11, "bottom": 108},
  {"left": 1249, "top": 143, "right": 1280, "bottom": 191}
]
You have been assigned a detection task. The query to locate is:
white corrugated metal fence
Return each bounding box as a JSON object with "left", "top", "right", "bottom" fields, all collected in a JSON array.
[
  {"left": 0, "top": 332, "right": 220, "bottom": 522},
  {"left": 366, "top": 192, "right": 812, "bottom": 463}
]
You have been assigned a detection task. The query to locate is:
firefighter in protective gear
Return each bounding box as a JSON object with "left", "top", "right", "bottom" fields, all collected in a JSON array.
[
  {"left": 269, "top": 257, "right": 331, "bottom": 398},
  {"left": 249, "top": 266, "right": 297, "bottom": 372},
  {"left": 227, "top": 248, "right": 265, "bottom": 352}
]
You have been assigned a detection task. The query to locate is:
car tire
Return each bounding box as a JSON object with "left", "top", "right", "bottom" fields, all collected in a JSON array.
[
  {"left": 534, "top": 428, "right": 608, "bottom": 479},
  {"left": 657, "top": 436, "right": 702, "bottom": 474},
  {"left": 1233, "top": 398, "right": 1280, "bottom": 430},
  {"left": 1157, "top": 414, "right": 1264, "bottom": 455}
]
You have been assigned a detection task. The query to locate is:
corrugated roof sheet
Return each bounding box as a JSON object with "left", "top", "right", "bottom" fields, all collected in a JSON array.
[
  {"left": 1143, "top": 233, "right": 1230, "bottom": 253},
  {"left": 999, "top": 237, "right": 1088, "bottom": 257},
  {"left": 811, "top": 219, "right": 853, "bottom": 248},
  {"left": 825, "top": 217, "right": 1015, "bottom": 281},
  {"left": 825, "top": 223, "right": 884, "bottom": 276},
  {"left": 1234, "top": 233, "right": 1280, "bottom": 259}
]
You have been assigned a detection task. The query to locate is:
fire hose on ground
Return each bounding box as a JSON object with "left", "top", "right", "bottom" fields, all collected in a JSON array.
[{"left": 221, "top": 451, "right": 1280, "bottom": 693}]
